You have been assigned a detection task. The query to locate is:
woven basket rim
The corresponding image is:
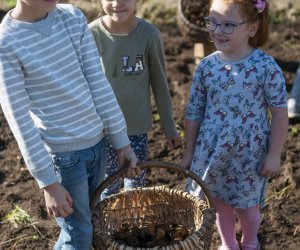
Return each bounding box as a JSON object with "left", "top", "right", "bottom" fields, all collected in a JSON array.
[
  {"left": 177, "top": 0, "right": 208, "bottom": 33},
  {"left": 93, "top": 185, "right": 209, "bottom": 212},
  {"left": 93, "top": 186, "right": 216, "bottom": 250},
  {"left": 91, "top": 161, "right": 215, "bottom": 210},
  {"left": 92, "top": 162, "right": 216, "bottom": 249}
]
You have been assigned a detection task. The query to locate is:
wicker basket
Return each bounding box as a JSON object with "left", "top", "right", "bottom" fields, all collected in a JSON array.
[
  {"left": 177, "top": 0, "right": 211, "bottom": 43},
  {"left": 91, "top": 161, "right": 216, "bottom": 250}
]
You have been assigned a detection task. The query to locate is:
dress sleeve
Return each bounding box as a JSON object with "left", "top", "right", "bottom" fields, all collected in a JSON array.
[
  {"left": 263, "top": 59, "right": 287, "bottom": 108},
  {"left": 0, "top": 42, "right": 57, "bottom": 188},
  {"left": 186, "top": 62, "right": 207, "bottom": 121},
  {"left": 77, "top": 10, "right": 130, "bottom": 149}
]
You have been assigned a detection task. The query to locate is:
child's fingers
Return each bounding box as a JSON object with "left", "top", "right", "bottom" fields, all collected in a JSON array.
[
  {"left": 51, "top": 207, "right": 60, "bottom": 217},
  {"left": 47, "top": 207, "right": 54, "bottom": 216},
  {"left": 126, "top": 167, "right": 138, "bottom": 179},
  {"left": 167, "top": 136, "right": 181, "bottom": 149},
  {"left": 134, "top": 166, "right": 142, "bottom": 176},
  {"left": 58, "top": 208, "right": 67, "bottom": 217},
  {"left": 66, "top": 193, "right": 73, "bottom": 207},
  {"left": 64, "top": 205, "right": 74, "bottom": 216},
  {"left": 260, "top": 169, "right": 280, "bottom": 178}
]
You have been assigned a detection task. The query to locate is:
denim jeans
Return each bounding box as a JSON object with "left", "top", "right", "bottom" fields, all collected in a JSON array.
[
  {"left": 101, "top": 134, "right": 148, "bottom": 200},
  {"left": 51, "top": 138, "right": 106, "bottom": 250}
]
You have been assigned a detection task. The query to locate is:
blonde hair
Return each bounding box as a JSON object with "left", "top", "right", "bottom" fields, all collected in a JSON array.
[
  {"left": 98, "top": 1, "right": 106, "bottom": 17},
  {"left": 209, "top": 0, "right": 269, "bottom": 47}
]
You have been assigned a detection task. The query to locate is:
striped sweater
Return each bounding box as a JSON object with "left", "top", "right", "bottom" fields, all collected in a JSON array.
[{"left": 0, "top": 4, "right": 130, "bottom": 188}]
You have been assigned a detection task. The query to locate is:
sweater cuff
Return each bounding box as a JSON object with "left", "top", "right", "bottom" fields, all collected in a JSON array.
[
  {"left": 33, "top": 167, "right": 58, "bottom": 189},
  {"left": 163, "top": 125, "right": 178, "bottom": 138},
  {"left": 108, "top": 128, "right": 130, "bottom": 149}
]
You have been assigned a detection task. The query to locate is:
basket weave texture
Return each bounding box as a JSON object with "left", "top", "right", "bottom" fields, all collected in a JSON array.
[
  {"left": 177, "top": 0, "right": 211, "bottom": 43},
  {"left": 92, "top": 162, "right": 216, "bottom": 250}
]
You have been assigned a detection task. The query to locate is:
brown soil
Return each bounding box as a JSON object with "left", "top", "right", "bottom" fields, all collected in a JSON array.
[{"left": 0, "top": 6, "right": 300, "bottom": 250}]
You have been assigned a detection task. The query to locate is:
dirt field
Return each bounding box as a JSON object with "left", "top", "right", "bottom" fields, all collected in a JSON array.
[{"left": 0, "top": 1, "right": 300, "bottom": 250}]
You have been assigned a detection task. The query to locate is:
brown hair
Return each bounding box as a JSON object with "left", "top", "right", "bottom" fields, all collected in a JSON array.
[
  {"left": 209, "top": 0, "right": 269, "bottom": 47},
  {"left": 98, "top": 1, "right": 106, "bottom": 17}
]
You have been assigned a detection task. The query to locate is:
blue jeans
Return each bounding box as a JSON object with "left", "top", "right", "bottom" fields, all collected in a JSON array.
[
  {"left": 51, "top": 138, "right": 106, "bottom": 250},
  {"left": 101, "top": 134, "right": 148, "bottom": 199}
]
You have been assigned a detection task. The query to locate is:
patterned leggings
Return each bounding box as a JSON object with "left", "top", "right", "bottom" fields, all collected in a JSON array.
[{"left": 101, "top": 134, "right": 148, "bottom": 200}]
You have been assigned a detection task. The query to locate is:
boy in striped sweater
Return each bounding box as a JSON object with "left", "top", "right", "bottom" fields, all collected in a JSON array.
[{"left": 0, "top": 0, "right": 139, "bottom": 249}]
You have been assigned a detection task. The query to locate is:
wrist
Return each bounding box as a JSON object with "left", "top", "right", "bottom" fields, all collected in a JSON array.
[
  {"left": 267, "top": 152, "right": 281, "bottom": 158},
  {"left": 43, "top": 182, "right": 59, "bottom": 192}
]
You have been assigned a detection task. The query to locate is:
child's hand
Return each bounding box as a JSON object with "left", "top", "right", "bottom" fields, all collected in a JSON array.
[
  {"left": 166, "top": 134, "right": 181, "bottom": 149},
  {"left": 116, "top": 144, "right": 140, "bottom": 179},
  {"left": 43, "top": 182, "right": 74, "bottom": 218},
  {"left": 260, "top": 153, "right": 281, "bottom": 178}
]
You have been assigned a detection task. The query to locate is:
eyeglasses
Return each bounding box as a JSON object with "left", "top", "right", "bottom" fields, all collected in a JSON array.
[{"left": 204, "top": 17, "right": 248, "bottom": 34}]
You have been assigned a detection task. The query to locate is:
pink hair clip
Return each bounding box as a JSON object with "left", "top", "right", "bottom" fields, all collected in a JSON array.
[{"left": 254, "top": 0, "right": 266, "bottom": 13}]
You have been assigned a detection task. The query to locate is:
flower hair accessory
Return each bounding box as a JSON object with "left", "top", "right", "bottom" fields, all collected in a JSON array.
[{"left": 253, "top": 0, "right": 266, "bottom": 13}]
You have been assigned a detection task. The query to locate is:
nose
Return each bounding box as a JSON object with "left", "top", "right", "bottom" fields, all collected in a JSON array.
[
  {"left": 214, "top": 24, "right": 222, "bottom": 34},
  {"left": 112, "top": 0, "right": 124, "bottom": 3},
  {"left": 112, "top": 0, "right": 122, "bottom": 7}
]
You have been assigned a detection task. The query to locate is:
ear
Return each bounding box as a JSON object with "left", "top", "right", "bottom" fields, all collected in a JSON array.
[{"left": 248, "top": 20, "right": 259, "bottom": 37}]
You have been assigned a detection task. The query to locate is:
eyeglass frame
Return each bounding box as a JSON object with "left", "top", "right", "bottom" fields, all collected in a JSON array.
[{"left": 203, "top": 16, "right": 248, "bottom": 34}]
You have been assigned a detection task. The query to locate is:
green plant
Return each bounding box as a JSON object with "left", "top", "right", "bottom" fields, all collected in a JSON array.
[
  {"left": 176, "top": 123, "right": 185, "bottom": 139},
  {"left": 290, "top": 127, "right": 299, "bottom": 137},
  {"left": 5, "top": 206, "right": 33, "bottom": 228},
  {"left": 153, "top": 113, "right": 160, "bottom": 122},
  {"left": 1, "top": 206, "right": 55, "bottom": 249}
]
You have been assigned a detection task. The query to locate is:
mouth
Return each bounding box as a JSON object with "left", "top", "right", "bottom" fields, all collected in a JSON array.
[
  {"left": 112, "top": 10, "right": 126, "bottom": 14},
  {"left": 213, "top": 36, "right": 229, "bottom": 43}
]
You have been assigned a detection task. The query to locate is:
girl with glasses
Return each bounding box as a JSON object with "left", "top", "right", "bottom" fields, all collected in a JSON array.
[{"left": 181, "top": 0, "right": 288, "bottom": 249}]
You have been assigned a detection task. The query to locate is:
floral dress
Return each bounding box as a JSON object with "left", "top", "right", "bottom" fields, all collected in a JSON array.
[{"left": 186, "top": 49, "right": 287, "bottom": 208}]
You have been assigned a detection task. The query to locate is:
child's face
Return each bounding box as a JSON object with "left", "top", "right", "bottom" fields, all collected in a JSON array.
[
  {"left": 101, "top": 0, "right": 137, "bottom": 23},
  {"left": 207, "top": 0, "right": 258, "bottom": 56},
  {"left": 16, "top": 0, "right": 58, "bottom": 21}
]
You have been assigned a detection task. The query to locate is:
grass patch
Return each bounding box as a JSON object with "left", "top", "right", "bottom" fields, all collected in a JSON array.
[
  {"left": 5, "top": 206, "right": 33, "bottom": 228},
  {"left": 1, "top": 206, "right": 55, "bottom": 249},
  {"left": 290, "top": 127, "right": 300, "bottom": 137}
]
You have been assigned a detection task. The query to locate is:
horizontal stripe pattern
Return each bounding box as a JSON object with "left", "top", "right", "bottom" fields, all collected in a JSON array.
[{"left": 0, "top": 4, "right": 129, "bottom": 188}]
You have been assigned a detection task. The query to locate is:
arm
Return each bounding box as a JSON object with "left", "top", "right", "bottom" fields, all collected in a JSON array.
[
  {"left": 78, "top": 10, "right": 130, "bottom": 149},
  {"left": 77, "top": 11, "right": 138, "bottom": 174},
  {"left": 148, "top": 28, "right": 180, "bottom": 149},
  {"left": 0, "top": 42, "right": 72, "bottom": 218},
  {"left": 180, "top": 119, "right": 201, "bottom": 169},
  {"left": 260, "top": 107, "right": 288, "bottom": 177},
  {"left": 261, "top": 58, "right": 288, "bottom": 178},
  {"left": 0, "top": 46, "right": 57, "bottom": 188},
  {"left": 180, "top": 63, "right": 206, "bottom": 168}
]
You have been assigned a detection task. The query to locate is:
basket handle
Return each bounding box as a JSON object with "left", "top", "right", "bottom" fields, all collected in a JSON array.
[{"left": 90, "top": 161, "right": 214, "bottom": 210}]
